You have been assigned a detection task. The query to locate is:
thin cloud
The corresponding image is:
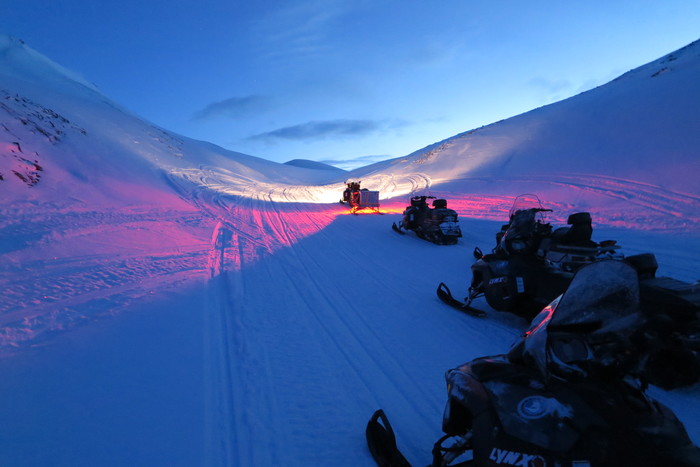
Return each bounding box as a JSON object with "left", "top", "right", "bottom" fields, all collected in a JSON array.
[
  {"left": 192, "top": 95, "right": 269, "bottom": 120},
  {"left": 527, "top": 77, "right": 573, "bottom": 103},
  {"left": 318, "top": 154, "right": 392, "bottom": 170},
  {"left": 258, "top": 0, "right": 349, "bottom": 60},
  {"left": 247, "top": 119, "right": 382, "bottom": 143}
]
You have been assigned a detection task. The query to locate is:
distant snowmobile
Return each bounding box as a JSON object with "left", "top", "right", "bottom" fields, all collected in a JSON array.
[
  {"left": 367, "top": 261, "right": 700, "bottom": 467},
  {"left": 340, "top": 180, "right": 381, "bottom": 214},
  {"left": 392, "top": 196, "right": 462, "bottom": 245}
]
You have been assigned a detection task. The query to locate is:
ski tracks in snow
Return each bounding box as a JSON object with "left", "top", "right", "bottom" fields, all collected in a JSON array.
[
  {"left": 201, "top": 195, "right": 479, "bottom": 465},
  {"left": 452, "top": 173, "right": 700, "bottom": 230}
]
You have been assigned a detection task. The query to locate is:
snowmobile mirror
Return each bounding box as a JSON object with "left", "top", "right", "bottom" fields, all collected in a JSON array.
[{"left": 473, "top": 247, "right": 483, "bottom": 260}]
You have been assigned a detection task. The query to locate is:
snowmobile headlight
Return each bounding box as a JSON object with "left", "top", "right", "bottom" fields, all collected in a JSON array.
[{"left": 547, "top": 335, "right": 593, "bottom": 379}]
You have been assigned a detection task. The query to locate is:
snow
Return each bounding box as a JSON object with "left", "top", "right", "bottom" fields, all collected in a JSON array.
[{"left": 1, "top": 33, "right": 699, "bottom": 466}]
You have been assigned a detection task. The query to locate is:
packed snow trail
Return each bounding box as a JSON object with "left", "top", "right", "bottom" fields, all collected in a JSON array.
[
  {"left": 185, "top": 190, "right": 700, "bottom": 465},
  {"left": 199, "top": 195, "right": 525, "bottom": 466},
  {"left": 196, "top": 192, "right": 700, "bottom": 465}
]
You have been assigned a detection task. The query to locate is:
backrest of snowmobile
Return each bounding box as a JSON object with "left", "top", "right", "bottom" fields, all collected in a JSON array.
[
  {"left": 432, "top": 198, "right": 447, "bottom": 209},
  {"left": 562, "top": 212, "right": 594, "bottom": 246},
  {"left": 624, "top": 253, "right": 658, "bottom": 280}
]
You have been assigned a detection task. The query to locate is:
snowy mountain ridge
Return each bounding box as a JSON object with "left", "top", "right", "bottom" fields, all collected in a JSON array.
[
  {"left": 0, "top": 35, "right": 101, "bottom": 97},
  {"left": 0, "top": 34, "right": 345, "bottom": 206},
  {"left": 3, "top": 33, "right": 699, "bottom": 214},
  {"left": 355, "top": 38, "right": 700, "bottom": 196}
]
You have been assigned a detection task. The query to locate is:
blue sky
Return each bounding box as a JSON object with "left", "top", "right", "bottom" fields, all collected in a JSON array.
[{"left": 2, "top": 1, "right": 699, "bottom": 169}]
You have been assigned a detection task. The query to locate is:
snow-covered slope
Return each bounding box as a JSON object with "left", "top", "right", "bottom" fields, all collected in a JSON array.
[
  {"left": 349, "top": 39, "right": 700, "bottom": 231},
  {"left": 284, "top": 158, "right": 347, "bottom": 172},
  {"left": 1, "top": 35, "right": 699, "bottom": 466},
  {"left": 0, "top": 35, "right": 346, "bottom": 206},
  {"left": 357, "top": 39, "right": 700, "bottom": 190}
]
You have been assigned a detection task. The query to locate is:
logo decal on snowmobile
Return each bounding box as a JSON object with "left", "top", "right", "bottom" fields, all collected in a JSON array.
[
  {"left": 489, "top": 448, "right": 546, "bottom": 466},
  {"left": 517, "top": 395, "right": 548, "bottom": 419},
  {"left": 517, "top": 395, "right": 573, "bottom": 420},
  {"left": 489, "top": 276, "right": 507, "bottom": 285}
]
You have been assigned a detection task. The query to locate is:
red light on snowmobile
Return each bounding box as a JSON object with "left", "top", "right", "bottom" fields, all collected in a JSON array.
[{"left": 525, "top": 299, "right": 559, "bottom": 337}]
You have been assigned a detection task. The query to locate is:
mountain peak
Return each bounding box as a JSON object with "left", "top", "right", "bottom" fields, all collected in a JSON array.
[{"left": 0, "top": 34, "right": 102, "bottom": 97}]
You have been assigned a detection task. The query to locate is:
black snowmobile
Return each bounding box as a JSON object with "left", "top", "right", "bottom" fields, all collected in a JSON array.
[
  {"left": 367, "top": 261, "right": 700, "bottom": 466},
  {"left": 392, "top": 196, "right": 462, "bottom": 245},
  {"left": 437, "top": 195, "right": 622, "bottom": 319}
]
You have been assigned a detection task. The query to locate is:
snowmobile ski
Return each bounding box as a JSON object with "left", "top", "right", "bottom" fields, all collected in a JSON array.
[
  {"left": 391, "top": 222, "right": 406, "bottom": 234},
  {"left": 437, "top": 282, "right": 486, "bottom": 317},
  {"left": 366, "top": 409, "right": 411, "bottom": 467}
]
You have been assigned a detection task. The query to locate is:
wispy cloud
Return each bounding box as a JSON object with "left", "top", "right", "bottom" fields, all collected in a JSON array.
[
  {"left": 257, "top": 0, "right": 352, "bottom": 61},
  {"left": 192, "top": 95, "right": 270, "bottom": 120},
  {"left": 247, "top": 119, "right": 383, "bottom": 143}
]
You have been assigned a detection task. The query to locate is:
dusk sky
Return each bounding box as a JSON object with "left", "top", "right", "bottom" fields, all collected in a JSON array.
[{"left": 2, "top": 1, "right": 699, "bottom": 169}]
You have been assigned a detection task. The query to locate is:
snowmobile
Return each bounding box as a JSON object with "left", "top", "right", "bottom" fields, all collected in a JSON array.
[
  {"left": 489, "top": 195, "right": 622, "bottom": 273},
  {"left": 437, "top": 195, "right": 621, "bottom": 318},
  {"left": 392, "top": 196, "right": 462, "bottom": 245},
  {"left": 367, "top": 261, "right": 700, "bottom": 466},
  {"left": 340, "top": 180, "right": 381, "bottom": 214}
]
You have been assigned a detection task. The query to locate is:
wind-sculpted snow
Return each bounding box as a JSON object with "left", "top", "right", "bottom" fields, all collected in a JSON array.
[{"left": 0, "top": 202, "right": 214, "bottom": 350}]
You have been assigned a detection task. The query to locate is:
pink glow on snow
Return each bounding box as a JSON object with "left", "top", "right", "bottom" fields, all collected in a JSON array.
[
  {"left": 205, "top": 203, "right": 347, "bottom": 273},
  {"left": 404, "top": 182, "right": 700, "bottom": 233}
]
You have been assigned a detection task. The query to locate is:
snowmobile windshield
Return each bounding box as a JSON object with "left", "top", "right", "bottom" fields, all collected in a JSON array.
[
  {"left": 497, "top": 194, "right": 552, "bottom": 255},
  {"left": 519, "top": 260, "right": 641, "bottom": 379},
  {"left": 508, "top": 194, "right": 546, "bottom": 219},
  {"left": 549, "top": 260, "right": 640, "bottom": 329}
]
